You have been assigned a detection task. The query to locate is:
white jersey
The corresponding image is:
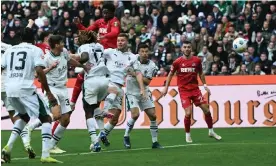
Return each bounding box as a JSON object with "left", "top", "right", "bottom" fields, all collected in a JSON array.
[
  {"left": 126, "top": 59, "right": 158, "bottom": 96},
  {"left": 44, "top": 48, "right": 70, "bottom": 87},
  {"left": 103, "top": 48, "right": 138, "bottom": 85},
  {"left": 78, "top": 43, "right": 109, "bottom": 79},
  {"left": 1, "top": 42, "right": 12, "bottom": 92},
  {"left": 1, "top": 43, "right": 45, "bottom": 97}
]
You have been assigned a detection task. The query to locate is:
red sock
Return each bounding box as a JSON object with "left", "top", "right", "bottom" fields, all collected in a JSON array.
[
  {"left": 71, "top": 73, "right": 84, "bottom": 103},
  {"left": 205, "top": 112, "right": 213, "bottom": 129},
  {"left": 184, "top": 116, "right": 191, "bottom": 133},
  {"left": 52, "top": 121, "right": 59, "bottom": 135}
]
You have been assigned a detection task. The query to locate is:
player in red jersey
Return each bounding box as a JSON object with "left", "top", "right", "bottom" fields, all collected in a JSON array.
[
  {"left": 162, "top": 41, "right": 222, "bottom": 143},
  {"left": 35, "top": 31, "right": 51, "bottom": 54}
]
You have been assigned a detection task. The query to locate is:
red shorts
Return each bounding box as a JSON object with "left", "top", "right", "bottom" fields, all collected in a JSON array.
[{"left": 179, "top": 88, "right": 207, "bottom": 109}]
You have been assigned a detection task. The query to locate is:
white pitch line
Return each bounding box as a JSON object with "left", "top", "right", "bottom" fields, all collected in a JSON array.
[{"left": 12, "top": 142, "right": 276, "bottom": 161}]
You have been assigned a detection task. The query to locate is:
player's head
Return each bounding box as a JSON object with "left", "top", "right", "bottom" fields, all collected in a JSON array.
[
  {"left": 48, "top": 35, "right": 64, "bottom": 53},
  {"left": 78, "top": 30, "right": 97, "bottom": 45},
  {"left": 40, "top": 31, "right": 51, "bottom": 43},
  {"left": 21, "top": 27, "right": 35, "bottom": 44},
  {"left": 138, "top": 43, "right": 149, "bottom": 61},
  {"left": 181, "top": 41, "right": 192, "bottom": 57},
  {"left": 117, "top": 33, "right": 129, "bottom": 50},
  {"left": 102, "top": 3, "right": 115, "bottom": 21}
]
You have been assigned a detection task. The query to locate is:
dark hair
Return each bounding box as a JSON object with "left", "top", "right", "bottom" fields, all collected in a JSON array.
[
  {"left": 118, "top": 33, "right": 129, "bottom": 39},
  {"left": 182, "top": 41, "right": 192, "bottom": 45},
  {"left": 138, "top": 43, "right": 149, "bottom": 51},
  {"left": 40, "top": 31, "right": 51, "bottom": 41},
  {"left": 21, "top": 27, "right": 35, "bottom": 44},
  {"left": 102, "top": 3, "right": 115, "bottom": 13},
  {"left": 48, "top": 35, "right": 63, "bottom": 49},
  {"left": 78, "top": 30, "right": 97, "bottom": 45}
]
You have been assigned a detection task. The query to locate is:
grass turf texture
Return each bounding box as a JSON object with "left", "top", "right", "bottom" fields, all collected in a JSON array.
[{"left": 1, "top": 128, "right": 276, "bottom": 166}]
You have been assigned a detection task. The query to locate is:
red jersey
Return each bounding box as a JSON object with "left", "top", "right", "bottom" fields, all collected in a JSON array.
[
  {"left": 35, "top": 43, "right": 50, "bottom": 54},
  {"left": 170, "top": 56, "right": 202, "bottom": 91},
  {"left": 76, "top": 17, "right": 120, "bottom": 49}
]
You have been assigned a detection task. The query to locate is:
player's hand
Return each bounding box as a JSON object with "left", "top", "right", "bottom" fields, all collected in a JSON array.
[
  {"left": 28, "top": 19, "right": 34, "bottom": 25},
  {"left": 204, "top": 87, "right": 211, "bottom": 95},
  {"left": 70, "top": 102, "right": 76, "bottom": 111},
  {"left": 50, "top": 61, "right": 59, "bottom": 69},
  {"left": 82, "top": 63, "right": 91, "bottom": 73},
  {"left": 161, "top": 88, "right": 168, "bottom": 97},
  {"left": 140, "top": 90, "right": 147, "bottom": 100},
  {"left": 46, "top": 92, "right": 58, "bottom": 107},
  {"left": 73, "top": 17, "right": 80, "bottom": 24}
]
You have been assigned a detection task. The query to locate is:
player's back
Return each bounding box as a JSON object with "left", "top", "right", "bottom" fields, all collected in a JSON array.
[
  {"left": 104, "top": 48, "right": 137, "bottom": 85},
  {"left": 173, "top": 56, "right": 202, "bottom": 91},
  {"left": 1, "top": 42, "right": 12, "bottom": 92},
  {"left": 78, "top": 43, "right": 109, "bottom": 79},
  {"left": 1, "top": 43, "right": 44, "bottom": 97}
]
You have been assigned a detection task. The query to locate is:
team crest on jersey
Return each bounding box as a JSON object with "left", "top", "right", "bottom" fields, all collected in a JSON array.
[
  {"left": 182, "top": 63, "right": 185, "bottom": 67},
  {"left": 192, "top": 63, "right": 196, "bottom": 66},
  {"left": 114, "top": 22, "right": 118, "bottom": 27}
]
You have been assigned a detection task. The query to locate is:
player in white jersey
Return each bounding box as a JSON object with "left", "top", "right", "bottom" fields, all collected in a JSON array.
[
  {"left": 123, "top": 44, "right": 163, "bottom": 149},
  {"left": 97, "top": 33, "right": 146, "bottom": 147},
  {"left": 1, "top": 42, "right": 36, "bottom": 159},
  {"left": 1, "top": 20, "right": 62, "bottom": 163},
  {"left": 42, "top": 35, "right": 89, "bottom": 154},
  {"left": 77, "top": 31, "right": 110, "bottom": 152}
]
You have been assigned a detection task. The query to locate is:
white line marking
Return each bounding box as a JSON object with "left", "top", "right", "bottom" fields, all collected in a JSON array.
[{"left": 12, "top": 142, "right": 276, "bottom": 161}]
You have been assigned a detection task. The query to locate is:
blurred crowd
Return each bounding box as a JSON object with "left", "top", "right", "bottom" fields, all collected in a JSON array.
[{"left": 1, "top": 0, "right": 276, "bottom": 77}]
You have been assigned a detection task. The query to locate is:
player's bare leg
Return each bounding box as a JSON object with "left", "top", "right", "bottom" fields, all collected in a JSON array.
[
  {"left": 199, "top": 104, "right": 222, "bottom": 140},
  {"left": 144, "top": 108, "right": 163, "bottom": 149},
  {"left": 183, "top": 106, "right": 193, "bottom": 143},
  {"left": 83, "top": 100, "right": 101, "bottom": 152},
  {"left": 49, "top": 112, "right": 72, "bottom": 154},
  {"left": 123, "top": 107, "right": 140, "bottom": 149}
]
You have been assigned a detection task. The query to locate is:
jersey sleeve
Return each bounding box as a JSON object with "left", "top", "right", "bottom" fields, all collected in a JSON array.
[
  {"left": 76, "top": 20, "right": 99, "bottom": 31},
  {"left": 1, "top": 51, "right": 7, "bottom": 69},
  {"left": 197, "top": 58, "right": 203, "bottom": 73},
  {"left": 63, "top": 48, "right": 71, "bottom": 61},
  {"left": 104, "top": 19, "right": 120, "bottom": 39},
  {"left": 170, "top": 59, "right": 179, "bottom": 73},
  {"left": 146, "top": 63, "right": 158, "bottom": 79},
  {"left": 103, "top": 49, "right": 112, "bottom": 60},
  {"left": 34, "top": 49, "right": 46, "bottom": 68}
]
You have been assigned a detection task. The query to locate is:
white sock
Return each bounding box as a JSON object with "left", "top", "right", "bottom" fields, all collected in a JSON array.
[
  {"left": 51, "top": 124, "right": 66, "bottom": 148},
  {"left": 20, "top": 125, "right": 30, "bottom": 147},
  {"left": 96, "top": 118, "right": 105, "bottom": 132},
  {"left": 41, "top": 123, "right": 52, "bottom": 158},
  {"left": 124, "top": 118, "right": 136, "bottom": 137},
  {"left": 7, "top": 119, "right": 26, "bottom": 150},
  {"left": 28, "top": 118, "right": 42, "bottom": 131},
  {"left": 104, "top": 121, "right": 114, "bottom": 136},
  {"left": 150, "top": 121, "right": 158, "bottom": 143},
  {"left": 209, "top": 128, "right": 214, "bottom": 133},
  {"left": 186, "top": 133, "right": 191, "bottom": 137},
  {"left": 87, "top": 118, "right": 98, "bottom": 144}
]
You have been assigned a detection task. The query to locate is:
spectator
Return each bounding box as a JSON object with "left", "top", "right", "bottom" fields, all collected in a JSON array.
[
  {"left": 214, "top": 24, "right": 224, "bottom": 41},
  {"left": 140, "top": 26, "right": 151, "bottom": 43},
  {"left": 251, "top": 32, "right": 267, "bottom": 56},
  {"left": 191, "top": 34, "right": 204, "bottom": 54},
  {"left": 151, "top": 7, "right": 162, "bottom": 28},
  {"left": 64, "top": 28, "right": 74, "bottom": 52},
  {"left": 50, "top": 9, "right": 61, "bottom": 32},
  {"left": 160, "top": 53, "right": 173, "bottom": 70},
  {"left": 176, "top": 17, "right": 185, "bottom": 33},
  {"left": 174, "top": 45, "right": 182, "bottom": 58},
  {"left": 40, "top": 2, "right": 52, "bottom": 18},
  {"left": 35, "top": 10, "right": 47, "bottom": 28},
  {"left": 114, "top": 0, "right": 124, "bottom": 20},
  {"left": 128, "top": 27, "right": 137, "bottom": 48},
  {"left": 243, "top": 51, "right": 255, "bottom": 73},
  {"left": 261, "top": 21, "right": 272, "bottom": 42},
  {"left": 121, "top": 9, "right": 134, "bottom": 33},
  {"left": 71, "top": 1, "right": 82, "bottom": 18},
  {"left": 198, "top": 47, "right": 213, "bottom": 74},
  {"left": 133, "top": 16, "right": 144, "bottom": 35},
  {"left": 202, "top": 15, "right": 216, "bottom": 36},
  {"left": 271, "top": 65, "right": 276, "bottom": 75},
  {"left": 163, "top": 36, "right": 174, "bottom": 53},
  {"left": 222, "top": 37, "right": 232, "bottom": 53},
  {"left": 216, "top": 45, "right": 228, "bottom": 65},
  {"left": 259, "top": 52, "right": 272, "bottom": 74},
  {"left": 183, "top": 23, "right": 195, "bottom": 42},
  {"left": 93, "top": 8, "right": 102, "bottom": 21},
  {"left": 207, "top": 63, "right": 220, "bottom": 76},
  {"left": 211, "top": 4, "right": 223, "bottom": 23},
  {"left": 224, "top": 26, "right": 238, "bottom": 42},
  {"left": 129, "top": 0, "right": 139, "bottom": 17},
  {"left": 220, "top": 65, "right": 230, "bottom": 75},
  {"left": 189, "top": 15, "right": 200, "bottom": 33},
  {"left": 156, "top": 67, "right": 168, "bottom": 77},
  {"left": 197, "top": 1, "right": 213, "bottom": 19},
  {"left": 228, "top": 55, "right": 240, "bottom": 74},
  {"left": 237, "top": 64, "right": 250, "bottom": 75},
  {"left": 207, "top": 36, "right": 218, "bottom": 55},
  {"left": 150, "top": 35, "right": 158, "bottom": 53},
  {"left": 267, "top": 42, "right": 276, "bottom": 61},
  {"left": 139, "top": 6, "right": 150, "bottom": 25},
  {"left": 211, "top": 54, "right": 224, "bottom": 71},
  {"left": 3, "top": 29, "right": 20, "bottom": 45},
  {"left": 159, "top": 15, "right": 171, "bottom": 35},
  {"left": 41, "top": 18, "right": 52, "bottom": 32},
  {"left": 14, "top": 3, "right": 24, "bottom": 19},
  {"left": 144, "top": 0, "right": 153, "bottom": 16},
  {"left": 226, "top": 0, "right": 243, "bottom": 21},
  {"left": 251, "top": 63, "right": 266, "bottom": 75},
  {"left": 167, "top": 26, "right": 181, "bottom": 46},
  {"left": 79, "top": 10, "right": 89, "bottom": 27}
]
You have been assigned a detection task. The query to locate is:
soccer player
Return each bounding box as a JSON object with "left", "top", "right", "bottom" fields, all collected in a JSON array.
[
  {"left": 1, "top": 42, "right": 35, "bottom": 159},
  {"left": 123, "top": 44, "right": 163, "bottom": 149},
  {"left": 43, "top": 35, "right": 89, "bottom": 154},
  {"left": 1, "top": 19, "right": 62, "bottom": 163},
  {"left": 77, "top": 30, "right": 110, "bottom": 152},
  {"left": 161, "top": 41, "right": 222, "bottom": 143},
  {"left": 35, "top": 31, "right": 51, "bottom": 54},
  {"left": 98, "top": 33, "right": 146, "bottom": 146}
]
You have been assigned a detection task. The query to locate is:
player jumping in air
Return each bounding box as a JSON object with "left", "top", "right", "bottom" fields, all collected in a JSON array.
[
  {"left": 161, "top": 41, "right": 222, "bottom": 143},
  {"left": 1, "top": 19, "right": 62, "bottom": 163},
  {"left": 124, "top": 44, "right": 163, "bottom": 149},
  {"left": 43, "top": 35, "right": 89, "bottom": 154}
]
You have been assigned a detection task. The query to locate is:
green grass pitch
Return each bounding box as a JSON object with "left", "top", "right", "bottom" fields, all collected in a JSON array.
[{"left": 1, "top": 128, "right": 276, "bottom": 166}]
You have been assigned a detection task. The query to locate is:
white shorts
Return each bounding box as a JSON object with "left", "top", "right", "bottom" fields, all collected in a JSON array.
[
  {"left": 8, "top": 93, "right": 50, "bottom": 118},
  {"left": 125, "top": 90, "right": 155, "bottom": 112},
  {"left": 1, "top": 92, "right": 14, "bottom": 111},
  {"left": 44, "top": 86, "right": 71, "bottom": 115},
  {"left": 83, "top": 76, "right": 109, "bottom": 105},
  {"left": 104, "top": 82, "right": 124, "bottom": 110}
]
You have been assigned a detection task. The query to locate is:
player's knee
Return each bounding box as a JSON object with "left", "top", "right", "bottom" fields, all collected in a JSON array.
[
  {"left": 149, "top": 114, "right": 157, "bottom": 121},
  {"left": 19, "top": 113, "right": 30, "bottom": 123},
  {"left": 110, "top": 118, "right": 118, "bottom": 125},
  {"left": 131, "top": 112, "right": 140, "bottom": 120},
  {"left": 61, "top": 118, "right": 70, "bottom": 127},
  {"left": 39, "top": 114, "right": 52, "bottom": 123}
]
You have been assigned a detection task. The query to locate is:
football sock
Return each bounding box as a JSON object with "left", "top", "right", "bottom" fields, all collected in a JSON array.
[
  {"left": 150, "top": 120, "right": 158, "bottom": 143},
  {"left": 124, "top": 118, "right": 136, "bottom": 137},
  {"left": 20, "top": 125, "right": 30, "bottom": 147},
  {"left": 184, "top": 116, "right": 191, "bottom": 133},
  {"left": 96, "top": 118, "right": 105, "bottom": 132},
  {"left": 87, "top": 118, "right": 98, "bottom": 144},
  {"left": 28, "top": 118, "right": 42, "bottom": 131},
  {"left": 104, "top": 122, "right": 115, "bottom": 136},
  {"left": 7, "top": 119, "right": 26, "bottom": 150},
  {"left": 52, "top": 121, "right": 60, "bottom": 135},
  {"left": 41, "top": 123, "right": 52, "bottom": 158},
  {"left": 51, "top": 124, "right": 66, "bottom": 147},
  {"left": 205, "top": 112, "right": 213, "bottom": 129}
]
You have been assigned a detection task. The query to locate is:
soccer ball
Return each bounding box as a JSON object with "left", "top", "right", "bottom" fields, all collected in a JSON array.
[{"left": 232, "top": 37, "right": 248, "bottom": 53}]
